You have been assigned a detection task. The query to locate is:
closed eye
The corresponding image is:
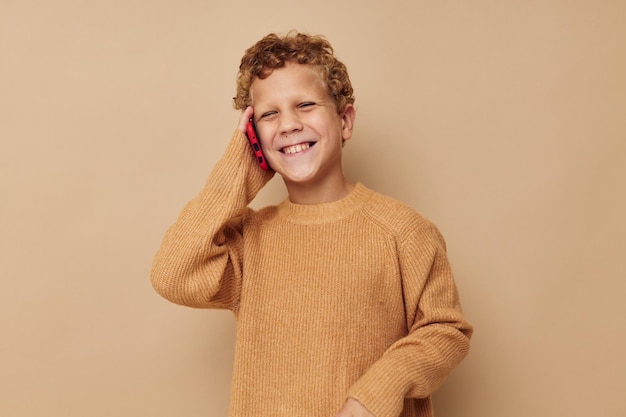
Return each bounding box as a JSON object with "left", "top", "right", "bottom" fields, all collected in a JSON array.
[{"left": 259, "top": 111, "right": 278, "bottom": 121}]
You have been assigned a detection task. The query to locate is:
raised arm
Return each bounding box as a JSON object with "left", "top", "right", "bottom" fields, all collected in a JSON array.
[{"left": 151, "top": 107, "right": 274, "bottom": 310}]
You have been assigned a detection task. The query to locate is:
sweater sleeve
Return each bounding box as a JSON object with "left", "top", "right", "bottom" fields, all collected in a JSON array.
[
  {"left": 150, "top": 130, "right": 274, "bottom": 310},
  {"left": 347, "top": 221, "right": 473, "bottom": 417}
]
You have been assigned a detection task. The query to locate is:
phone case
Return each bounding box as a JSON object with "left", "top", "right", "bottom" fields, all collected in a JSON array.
[{"left": 245, "top": 119, "right": 269, "bottom": 170}]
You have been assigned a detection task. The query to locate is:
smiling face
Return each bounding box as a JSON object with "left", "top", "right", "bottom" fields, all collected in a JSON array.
[{"left": 250, "top": 62, "right": 356, "bottom": 203}]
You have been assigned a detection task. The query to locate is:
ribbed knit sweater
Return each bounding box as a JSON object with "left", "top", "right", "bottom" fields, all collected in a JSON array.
[{"left": 151, "top": 131, "right": 473, "bottom": 417}]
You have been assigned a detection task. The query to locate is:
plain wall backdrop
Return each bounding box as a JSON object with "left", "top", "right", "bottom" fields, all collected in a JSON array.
[{"left": 1, "top": 1, "right": 625, "bottom": 416}]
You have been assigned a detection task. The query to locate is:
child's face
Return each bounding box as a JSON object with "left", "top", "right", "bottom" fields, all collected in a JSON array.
[{"left": 250, "top": 62, "right": 355, "bottom": 188}]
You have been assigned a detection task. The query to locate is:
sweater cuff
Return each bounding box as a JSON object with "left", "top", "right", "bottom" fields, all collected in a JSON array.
[
  {"left": 346, "top": 350, "right": 415, "bottom": 417},
  {"left": 206, "top": 129, "right": 274, "bottom": 204}
]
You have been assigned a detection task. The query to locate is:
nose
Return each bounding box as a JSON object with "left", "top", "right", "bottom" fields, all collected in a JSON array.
[{"left": 278, "top": 110, "right": 303, "bottom": 135}]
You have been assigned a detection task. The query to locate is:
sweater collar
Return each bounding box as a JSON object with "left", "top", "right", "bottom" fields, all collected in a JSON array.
[{"left": 277, "top": 182, "right": 371, "bottom": 224}]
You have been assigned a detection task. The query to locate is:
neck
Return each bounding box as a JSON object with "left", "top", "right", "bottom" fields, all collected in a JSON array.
[{"left": 284, "top": 174, "right": 355, "bottom": 204}]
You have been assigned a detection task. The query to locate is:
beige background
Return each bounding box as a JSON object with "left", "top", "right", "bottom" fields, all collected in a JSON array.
[{"left": 2, "top": 1, "right": 625, "bottom": 416}]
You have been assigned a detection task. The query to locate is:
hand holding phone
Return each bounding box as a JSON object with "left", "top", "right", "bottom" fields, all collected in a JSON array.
[{"left": 245, "top": 118, "right": 269, "bottom": 170}]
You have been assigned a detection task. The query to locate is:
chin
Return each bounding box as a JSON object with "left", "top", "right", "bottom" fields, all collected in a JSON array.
[{"left": 275, "top": 165, "right": 320, "bottom": 183}]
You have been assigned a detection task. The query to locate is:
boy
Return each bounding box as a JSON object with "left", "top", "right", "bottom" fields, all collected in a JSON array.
[{"left": 151, "top": 31, "right": 472, "bottom": 417}]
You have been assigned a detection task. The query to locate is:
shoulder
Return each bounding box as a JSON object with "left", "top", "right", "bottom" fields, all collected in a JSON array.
[
  {"left": 360, "top": 186, "right": 441, "bottom": 243},
  {"left": 242, "top": 204, "right": 280, "bottom": 227}
]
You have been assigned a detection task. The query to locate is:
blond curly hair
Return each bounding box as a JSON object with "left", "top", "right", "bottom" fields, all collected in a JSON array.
[{"left": 233, "top": 31, "right": 355, "bottom": 113}]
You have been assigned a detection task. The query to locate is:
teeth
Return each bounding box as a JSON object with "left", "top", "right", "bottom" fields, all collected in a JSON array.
[{"left": 283, "top": 142, "right": 311, "bottom": 154}]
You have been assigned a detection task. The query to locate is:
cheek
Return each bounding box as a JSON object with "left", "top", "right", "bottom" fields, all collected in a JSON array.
[{"left": 257, "top": 125, "right": 275, "bottom": 149}]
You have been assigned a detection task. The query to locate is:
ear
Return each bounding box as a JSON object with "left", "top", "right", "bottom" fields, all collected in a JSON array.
[{"left": 340, "top": 104, "right": 356, "bottom": 141}]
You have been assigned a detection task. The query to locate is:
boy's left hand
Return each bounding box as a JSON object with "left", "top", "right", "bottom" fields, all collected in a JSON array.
[{"left": 334, "top": 398, "right": 375, "bottom": 417}]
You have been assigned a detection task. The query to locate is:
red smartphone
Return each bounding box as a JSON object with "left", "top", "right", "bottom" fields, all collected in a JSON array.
[{"left": 245, "top": 118, "right": 269, "bottom": 170}]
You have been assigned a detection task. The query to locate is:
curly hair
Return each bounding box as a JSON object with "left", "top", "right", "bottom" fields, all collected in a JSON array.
[{"left": 233, "top": 31, "right": 355, "bottom": 113}]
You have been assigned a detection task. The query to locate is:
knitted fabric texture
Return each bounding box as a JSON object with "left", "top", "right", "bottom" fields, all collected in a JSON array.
[{"left": 151, "top": 131, "right": 473, "bottom": 417}]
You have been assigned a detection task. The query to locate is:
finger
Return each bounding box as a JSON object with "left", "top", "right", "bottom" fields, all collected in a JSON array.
[{"left": 237, "top": 106, "right": 254, "bottom": 132}]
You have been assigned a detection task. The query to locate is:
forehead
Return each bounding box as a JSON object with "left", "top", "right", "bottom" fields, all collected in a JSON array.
[{"left": 250, "top": 62, "right": 328, "bottom": 104}]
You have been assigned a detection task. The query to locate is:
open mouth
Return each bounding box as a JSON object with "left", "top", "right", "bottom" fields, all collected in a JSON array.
[{"left": 281, "top": 142, "right": 315, "bottom": 155}]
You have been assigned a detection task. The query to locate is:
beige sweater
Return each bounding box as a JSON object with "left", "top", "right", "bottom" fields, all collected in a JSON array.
[{"left": 151, "top": 131, "right": 472, "bottom": 417}]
